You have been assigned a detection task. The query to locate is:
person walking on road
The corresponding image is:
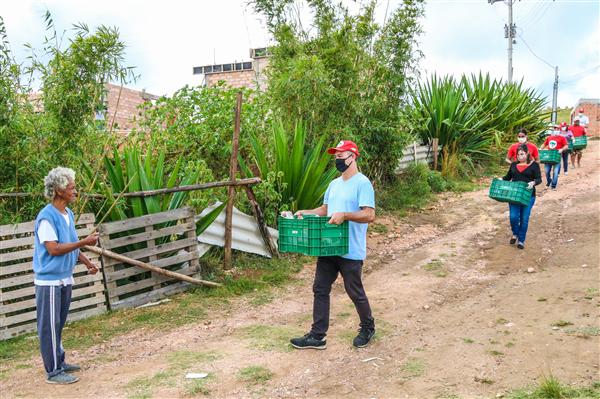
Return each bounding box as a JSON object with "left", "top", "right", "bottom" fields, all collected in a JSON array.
[
  {"left": 506, "top": 128, "right": 539, "bottom": 163},
  {"left": 541, "top": 129, "right": 568, "bottom": 189},
  {"left": 502, "top": 144, "right": 542, "bottom": 249},
  {"left": 288, "top": 140, "right": 376, "bottom": 350},
  {"left": 569, "top": 119, "right": 587, "bottom": 168},
  {"left": 558, "top": 122, "right": 574, "bottom": 176}
]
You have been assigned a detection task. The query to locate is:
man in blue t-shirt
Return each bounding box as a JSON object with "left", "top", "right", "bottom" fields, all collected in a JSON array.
[{"left": 288, "top": 140, "right": 376, "bottom": 350}]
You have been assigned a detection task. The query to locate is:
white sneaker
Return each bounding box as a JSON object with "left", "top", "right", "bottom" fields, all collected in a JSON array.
[{"left": 564, "top": 171, "right": 568, "bottom": 175}]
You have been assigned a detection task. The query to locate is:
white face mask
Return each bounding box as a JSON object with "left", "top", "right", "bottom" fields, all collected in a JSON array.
[
  {"left": 561, "top": 127, "right": 567, "bottom": 131},
  {"left": 518, "top": 137, "right": 526, "bottom": 143}
]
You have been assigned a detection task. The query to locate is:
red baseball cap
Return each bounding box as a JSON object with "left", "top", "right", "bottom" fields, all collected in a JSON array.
[
  {"left": 579, "top": 108, "right": 584, "bottom": 112},
  {"left": 327, "top": 140, "right": 360, "bottom": 157},
  {"left": 560, "top": 122, "right": 567, "bottom": 127}
]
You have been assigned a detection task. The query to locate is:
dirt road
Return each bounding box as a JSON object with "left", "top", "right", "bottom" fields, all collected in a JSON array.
[{"left": 4, "top": 142, "right": 599, "bottom": 398}]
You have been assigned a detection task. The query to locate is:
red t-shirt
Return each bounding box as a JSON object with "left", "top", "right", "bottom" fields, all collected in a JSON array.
[
  {"left": 543, "top": 135, "right": 568, "bottom": 150},
  {"left": 569, "top": 125, "right": 586, "bottom": 137},
  {"left": 507, "top": 142, "right": 539, "bottom": 161}
]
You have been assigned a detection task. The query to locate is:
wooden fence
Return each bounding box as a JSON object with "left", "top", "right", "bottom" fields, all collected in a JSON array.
[
  {"left": 0, "top": 214, "right": 106, "bottom": 340},
  {"left": 98, "top": 207, "right": 201, "bottom": 310}
]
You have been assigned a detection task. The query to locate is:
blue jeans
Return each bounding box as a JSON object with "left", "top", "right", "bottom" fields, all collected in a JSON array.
[
  {"left": 545, "top": 162, "right": 561, "bottom": 188},
  {"left": 509, "top": 196, "right": 536, "bottom": 243},
  {"left": 562, "top": 151, "right": 569, "bottom": 173}
]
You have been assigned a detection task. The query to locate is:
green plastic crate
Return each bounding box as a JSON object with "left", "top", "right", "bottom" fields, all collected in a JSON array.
[
  {"left": 278, "top": 215, "right": 349, "bottom": 257},
  {"left": 568, "top": 140, "right": 573, "bottom": 152},
  {"left": 539, "top": 149, "right": 561, "bottom": 164},
  {"left": 572, "top": 136, "right": 588, "bottom": 150},
  {"left": 488, "top": 179, "right": 532, "bottom": 206}
]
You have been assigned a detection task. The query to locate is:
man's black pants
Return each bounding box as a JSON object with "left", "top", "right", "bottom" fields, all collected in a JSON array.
[{"left": 310, "top": 256, "right": 374, "bottom": 340}]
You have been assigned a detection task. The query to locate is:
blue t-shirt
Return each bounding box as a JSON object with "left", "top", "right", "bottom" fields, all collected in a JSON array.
[{"left": 323, "top": 173, "right": 375, "bottom": 260}]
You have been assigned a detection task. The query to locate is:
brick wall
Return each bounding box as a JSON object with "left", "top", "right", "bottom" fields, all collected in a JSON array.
[
  {"left": 105, "top": 84, "right": 157, "bottom": 130},
  {"left": 570, "top": 100, "right": 599, "bottom": 137},
  {"left": 205, "top": 58, "right": 269, "bottom": 91}
]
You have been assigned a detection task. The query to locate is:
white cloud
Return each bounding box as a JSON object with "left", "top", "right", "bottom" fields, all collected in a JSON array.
[{"left": 1, "top": 0, "right": 597, "bottom": 106}]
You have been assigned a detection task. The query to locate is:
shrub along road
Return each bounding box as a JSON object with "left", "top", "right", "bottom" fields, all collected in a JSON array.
[{"left": 3, "top": 142, "right": 599, "bottom": 398}]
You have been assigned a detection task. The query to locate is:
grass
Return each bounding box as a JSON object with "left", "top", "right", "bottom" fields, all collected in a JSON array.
[
  {"left": 538, "top": 297, "right": 548, "bottom": 302},
  {"left": 167, "top": 350, "right": 222, "bottom": 371},
  {"left": 507, "top": 375, "right": 600, "bottom": 399},
  {"left": 462, "top": 337, "right": 475, "bottom": 344},
  {"left": 422, "top": 259, "right": 449, "bottom": 277},
  {"left": 238, "top": 366, "right": 273, "bottom": 385},
  {"left": 0, "top": 252, "right": 306, "bottom": 367},
  {"left": 401, "top": 358, "right": 425, "bottom": 377},
  {"left": 565, "top": 326, "right": 600, "bottom": 338},
  {"left": 124, "top": 350, "right": 221, "bottom": 398},
  {"left": 184, "top": 373, "right": 214, "bottom": 397},
  {"left": 496, "top": 318, "right": 509, "bottom": 325},
  {"left": 370, "top": 223, "right": 389, "bottom": 234},
  {"left": 126, "top": 371, "right": 177, "bottom": 399},
  {"left": 584, "top": 288, "right": 599, "bottom": 300},
  {"left": 488, "top": 350, "right": 504, "bottom": 356},
  {"left": 239, "top": 324, "right": 304, "bottom": 352}
]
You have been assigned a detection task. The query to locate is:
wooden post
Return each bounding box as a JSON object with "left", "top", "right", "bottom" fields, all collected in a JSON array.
[
  {"left": 413, "top": 141, "right": 418, "bottom": 164},
  {"left": 244, "top": 185, "right": 279, "bottom": 257},
  {"left": 432, "top": 138, "right": 439, "bottom": 171},
  {"left": 224, "top": 91, "right": 243, "bottom": 270}
]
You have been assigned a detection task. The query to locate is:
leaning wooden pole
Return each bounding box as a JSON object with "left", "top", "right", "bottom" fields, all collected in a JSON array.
[
  {"left": 224, "top": 91, "right": 243, "bottom": 270},
  {"left": 84, "top": 245, "right": 222, "bottom": 288},
  {"left": 244, "top": 185, "right": 279, "bottom": 257}
]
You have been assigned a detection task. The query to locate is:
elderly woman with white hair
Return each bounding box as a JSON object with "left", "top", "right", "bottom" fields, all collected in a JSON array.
[{"left": 34, "top": 167, "right": 99, "bottom": 384}]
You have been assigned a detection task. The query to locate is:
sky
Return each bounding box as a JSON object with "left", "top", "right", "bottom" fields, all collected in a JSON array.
[{"left": 1, "top": 0, "right": 598, "bottom": 108}]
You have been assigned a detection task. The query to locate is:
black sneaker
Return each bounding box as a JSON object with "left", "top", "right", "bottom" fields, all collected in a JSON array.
[
  {"left": 290, "top": 333, "right": 326, "bottom": 350},
  {"left": 353, "top": 328, "right": 376, "bottom": 348}
]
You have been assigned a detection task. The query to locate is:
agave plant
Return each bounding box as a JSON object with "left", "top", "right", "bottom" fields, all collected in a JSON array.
[
  {"left": 240, "top": 121, "right": 337, "bottom": 213},
  {"left": 81, "top": 146, "right": 224, "bottom": 236},
  {"left": 409, "top": 73, "right": 547, "bottom": 176}
]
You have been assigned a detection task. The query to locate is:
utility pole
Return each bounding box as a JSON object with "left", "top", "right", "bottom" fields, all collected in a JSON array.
[
  {"left": 489, "top": 0, "right": 516, "bottom": 83},
  {"left": 551, "top": 66, "right": 559, "bottom": 124}
]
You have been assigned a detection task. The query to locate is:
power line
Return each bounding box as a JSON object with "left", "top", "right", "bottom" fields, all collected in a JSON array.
[
  {"left": 516, "top": 31, "right": 554, "bottom": 69},
  {"left": 561, "top": 65, "right": 600, "bottom": 83}
]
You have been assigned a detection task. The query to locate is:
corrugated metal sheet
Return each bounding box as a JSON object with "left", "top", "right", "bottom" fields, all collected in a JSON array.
[
  {"left": 396, "top": 142, "right": 443, "bottom": 172},
  {"left": 196, "top": 202, "right": 278, "bottom": 258}
]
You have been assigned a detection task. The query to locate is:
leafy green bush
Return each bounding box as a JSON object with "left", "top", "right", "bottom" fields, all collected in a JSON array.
[
  {"left": 378, "top": 164, "right": 432, "bottom": 211},
  {"left": 134, "top": 83, "right": 269, "bottom": 180},
  {"left": 427, "top": 170, "right": 449, "bottom": 193},
  {"left": 252, "top": 0, "right": 424, "bottom": 182}
]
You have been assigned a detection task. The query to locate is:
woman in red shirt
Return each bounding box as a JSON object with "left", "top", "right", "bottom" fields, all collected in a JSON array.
[
  {"left": 502, "top": 144, "right": 542, "bottom": 249},
  {"left": 541, "top": 130, "right": 568, "bottom": 189},
  {"left": 569, "top": 119, "right": 586, "bottom": 168}
]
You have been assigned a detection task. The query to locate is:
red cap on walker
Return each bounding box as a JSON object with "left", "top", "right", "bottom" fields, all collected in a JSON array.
[{"left": 327, "top": 140, "right": 360, "bottom": 157}]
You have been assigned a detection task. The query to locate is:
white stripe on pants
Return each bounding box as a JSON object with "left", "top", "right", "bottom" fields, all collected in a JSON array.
[{"left": 35, "top": 284, "right": 72, "bottom": 378}]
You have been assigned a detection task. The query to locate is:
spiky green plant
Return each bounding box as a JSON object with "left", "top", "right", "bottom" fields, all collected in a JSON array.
[
  {"left": 409, "top": 73, "right": 547, "bottom": 176},
  {"left": 241, "top": 121, "right": 337, "bottom": 213},
  {"left": 81, "top": 146, "right": 223, "bottom": 236}
]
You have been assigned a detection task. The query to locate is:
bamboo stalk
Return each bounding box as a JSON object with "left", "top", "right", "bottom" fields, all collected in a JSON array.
[
  {"left": 84, "top": 245, "right": 221, "bottom": 288},
  {"left": 0, "top": 177, "right": 262, "bottom": 199}
]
